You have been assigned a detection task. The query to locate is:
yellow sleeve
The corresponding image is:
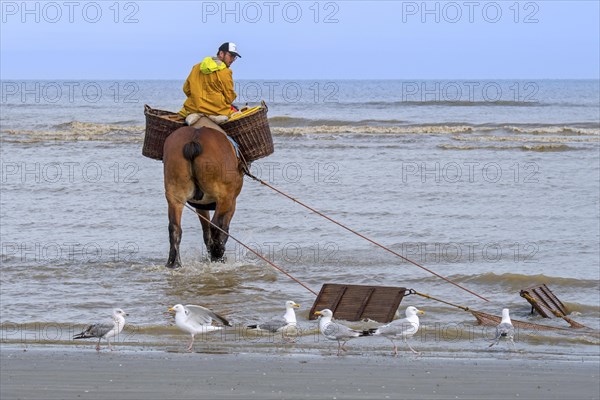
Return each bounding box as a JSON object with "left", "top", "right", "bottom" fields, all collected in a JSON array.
[
  {"left": 182, "top": 68, "right": 193, "bottom": 97},
  {"left": 219, "top": 68, "right": 237, "bottom": 105}
]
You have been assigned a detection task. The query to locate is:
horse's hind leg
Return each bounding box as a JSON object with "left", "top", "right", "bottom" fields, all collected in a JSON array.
[
  {"left": 209, "top": 200, "right": 237, "bottom": 262},
  {"left": 196, "top": 209, "right": 212, "bottom": 259},
  {"left": 166, "top": 200, "right": 184, "bottom": 269}
]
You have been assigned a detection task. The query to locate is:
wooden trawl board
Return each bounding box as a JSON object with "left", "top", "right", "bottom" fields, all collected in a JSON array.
[
  {"left": 309, "top": 283, "right": 407, "bottom": 323},
  {"left": 520, "top": 284, "right": 568, "bottom": 318}
]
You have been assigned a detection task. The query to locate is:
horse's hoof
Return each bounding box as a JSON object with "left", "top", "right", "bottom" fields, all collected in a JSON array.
[{"left": 165, "top": 262, "right": 182, "bottom": 269}]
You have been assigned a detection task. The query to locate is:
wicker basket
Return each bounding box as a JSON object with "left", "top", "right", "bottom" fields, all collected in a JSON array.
[
  {"left": 142, "top": 102, "right": 274, "bottom": 162},
  {"left": 142, "top": 105, "right": 185, "bottom": 160},
  {"left": 220, "top": 101, "right": 274, "bottom": 162}
]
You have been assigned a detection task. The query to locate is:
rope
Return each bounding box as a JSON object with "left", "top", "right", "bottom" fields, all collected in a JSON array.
[
  {"left": 183, "top": 203, "right": 319, "bottom": 296},
  {"left": 245, "top": 172, "right": 490, "bottom": 303},
  {"left": 406, "top": 289, "right": 471, "bottom": 311}
]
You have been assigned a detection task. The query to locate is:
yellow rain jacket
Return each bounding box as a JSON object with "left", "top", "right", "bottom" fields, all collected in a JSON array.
[{"left": 178, "top": 56, "right": 237, "bottom": 117}]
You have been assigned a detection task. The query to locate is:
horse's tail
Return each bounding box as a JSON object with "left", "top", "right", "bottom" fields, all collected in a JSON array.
[
  {"left": 182, "top": 141, "right": 203, "bottom": 196},
  {"left": 182, "top": 141, "right": 202, "bottom": 162}
]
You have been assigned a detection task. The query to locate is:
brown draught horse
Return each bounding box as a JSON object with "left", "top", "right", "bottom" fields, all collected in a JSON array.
[{"left": 163, "top": 126, "right": 243, "bottom": 268}]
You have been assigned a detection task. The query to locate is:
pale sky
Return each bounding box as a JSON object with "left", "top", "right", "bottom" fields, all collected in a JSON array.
[{"left": 1, "top": 1, "right": 599, "bottom": 79}]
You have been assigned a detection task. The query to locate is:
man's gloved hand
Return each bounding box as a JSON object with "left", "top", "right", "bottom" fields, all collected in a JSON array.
[
  {"left": 185, "top": 113, "right": 201, "bottom": 126},
  {"left": 207, "top": 115, "right": 229, "bottom": 124}
]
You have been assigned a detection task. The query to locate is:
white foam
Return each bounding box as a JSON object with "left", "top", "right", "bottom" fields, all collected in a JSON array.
[
  {"left": 273, "top": 125, "right": 478, "bottom": 136},
  {"left": 452, "top": 135, "right": 598, "bottom": 143}
]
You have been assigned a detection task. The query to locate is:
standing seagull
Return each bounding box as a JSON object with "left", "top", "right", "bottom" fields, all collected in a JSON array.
[
  {"left": 247, "top": 300, "right": 300, "bottom": 334},
  {"left": 168, "top": 304, "right": 232, "bottom": 352},
  {"left": 73, "top": 308, "right": 129, "bottom": 352},
  {"left": 314, "top": 309, "right": 367, "bottom": 355},
  {"left": 489, "top": 308, "right": 515, "bottom": 349},
  {"left": 369, "top": 306, "right": 424, "bottom": 356}
]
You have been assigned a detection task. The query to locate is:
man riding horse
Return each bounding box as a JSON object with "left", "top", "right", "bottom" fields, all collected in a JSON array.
[{"left": 163, "top": 42, "right": 244, "bottom": 268}]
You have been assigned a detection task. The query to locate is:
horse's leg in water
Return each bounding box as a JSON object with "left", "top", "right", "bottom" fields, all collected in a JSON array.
[
  {"left": 196, "top": 209, "right": 212, "bottom": 258},
  {"left": 209, "top": 199, "right": 237, "bottom": 262},
  {"left": 165, "top": 199, "right": 184, "bottom": 269},
  {"left": 163, "top": 126, "right": 200, "bottom": 268}
]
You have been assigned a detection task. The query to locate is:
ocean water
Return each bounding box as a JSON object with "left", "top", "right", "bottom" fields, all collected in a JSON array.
[{"left": 1, "top": 79, "right": 599, "bottom": 358}]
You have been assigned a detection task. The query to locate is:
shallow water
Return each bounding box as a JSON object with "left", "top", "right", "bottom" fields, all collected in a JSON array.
[{"left": 1, "top": 80, "right": 598, "bottom": 358}]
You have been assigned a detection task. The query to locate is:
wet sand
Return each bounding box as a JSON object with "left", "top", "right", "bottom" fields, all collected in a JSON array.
[{"left": 1, "top": 347, "right": 598, "bottom": 400}]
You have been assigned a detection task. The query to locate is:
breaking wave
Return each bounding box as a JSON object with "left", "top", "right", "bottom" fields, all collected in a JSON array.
[
  {"left": 451, "top": 135, "right": 598, "bottom": 144},
  {"left": 1, "top": 119, "right": 597, "bottom": 143},
  {"left": 458, "top": 272, "right": 600, "bottom": 290},
  {"left": 438, "top": 144, "right": 577, "bottom": 152},
  {"left": 2, "top": 121, "right": 145, "bottom": 142}
]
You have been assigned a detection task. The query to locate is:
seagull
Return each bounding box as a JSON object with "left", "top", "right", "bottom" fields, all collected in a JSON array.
[
  {"left": 168, "top": 304, "right": 232, "bottom": 352},
  {"left": 73, "top": 308, "right": 129, "bottom": 352},
  {"left": 314, "top": 309, "right": 367, "bottom": 355},
  {"left": 246, "top": 300, "right": 300, "bottom": 335},
  {"left": 489, "top": 308, "right": 515, "bottom": 349},
  {"left": 369, "top": 306, "right": 424, "bottom": 356}
]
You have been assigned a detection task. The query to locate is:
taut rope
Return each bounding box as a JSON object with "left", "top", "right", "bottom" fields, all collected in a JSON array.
[
  {"left": 406, "top": 289, "right": 471, "bottom": 311},
  {"left": 245, "top": 172, "right": 490, "bottom": 303},
  {"left": 183, "top": 203, "right": 319, "bottom": 296}
]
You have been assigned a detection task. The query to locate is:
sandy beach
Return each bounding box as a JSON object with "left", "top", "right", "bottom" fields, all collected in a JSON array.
[{"left": 1, "top": 346, "right": 598, "bottom": 400}]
